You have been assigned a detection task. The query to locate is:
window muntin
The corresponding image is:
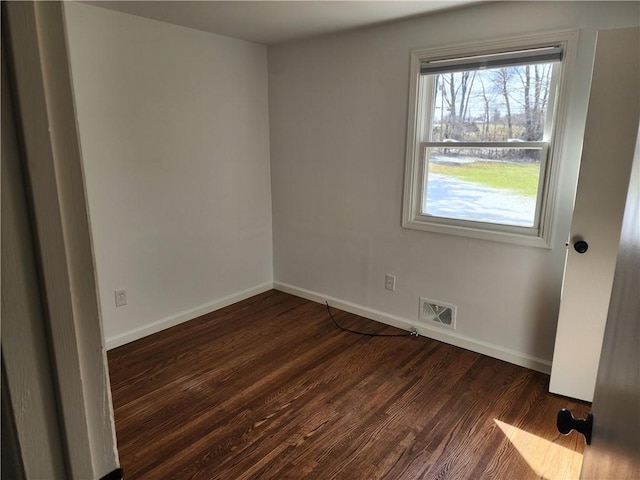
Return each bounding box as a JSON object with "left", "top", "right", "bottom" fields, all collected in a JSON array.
[{"left": 403, "top": 39, "right": 569, "bottom": 247}]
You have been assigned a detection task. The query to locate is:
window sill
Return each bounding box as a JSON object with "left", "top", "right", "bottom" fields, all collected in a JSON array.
[{"left": 402, "top": 215, "right": 552, "bottom": 248}]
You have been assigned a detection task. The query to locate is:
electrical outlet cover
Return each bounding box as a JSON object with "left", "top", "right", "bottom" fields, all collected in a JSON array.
[
  {"left": 115, "top": 289, "right": 127, "bottom": 307},
  {"left": 419, "top": 298, "right": 456, "bottom": 329},
  {"left": 385, "top": 274, "right": 396, "bottom": 291}
]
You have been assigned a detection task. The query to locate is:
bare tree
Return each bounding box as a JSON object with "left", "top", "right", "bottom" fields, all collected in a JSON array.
[
  {"left": 440, "top": 71, "right": 477, "bottom": 140},
  {"left": 447, "top": 72, "right": 457, "bottom": 131},
  {"left": 532, "top": 64, "right": 552, "bottom": 140},
  {"left": 514, "top": 63, "right": 553, "bottom": 141},
  {"left": 431, "top": 61, "right": 555, "bottom": 160},
  {"left": 458, "top": 71, "right": 476, "bottom": 125},
  {"left": 494, "top": 68, "right": 514, "bottom": 140},
  {"left": 479, "top": 76, "right": 491, "bottom": 139}
]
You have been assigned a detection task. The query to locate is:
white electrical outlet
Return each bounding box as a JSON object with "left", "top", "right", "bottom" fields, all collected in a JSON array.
[
  {"left": 115, "top": 289, "right": 127, "bottom": 307},
  {"left": 385, "top": 274, "right": 396, "bottom": 291}
]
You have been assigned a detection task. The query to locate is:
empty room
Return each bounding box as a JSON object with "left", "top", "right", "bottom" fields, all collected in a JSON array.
[{"left": 2, "top": 1, "right": 639, "bottom": 479}]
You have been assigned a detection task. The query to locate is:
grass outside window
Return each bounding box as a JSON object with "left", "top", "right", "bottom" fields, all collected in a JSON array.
[{"left": 429, "top": 161, "right": 540, "bottom": 197}]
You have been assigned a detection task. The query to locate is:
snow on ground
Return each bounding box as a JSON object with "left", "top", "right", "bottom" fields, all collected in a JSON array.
[{"left": 423, "top": 173, "right": 536, "bottom": 227}]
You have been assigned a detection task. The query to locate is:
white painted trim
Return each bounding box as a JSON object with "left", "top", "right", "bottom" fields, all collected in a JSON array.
[
  {"left": 2, "top": 37, "right": 67, "bottom": 478},
  {"left": 5, "top": 2, "right": 119, "bottom": 478},
  {"left": 106, "top": 282, "right": 273, "bottom": 349},
  {"left": 273, "top": 282, "right": 552, "bottom": 375}
]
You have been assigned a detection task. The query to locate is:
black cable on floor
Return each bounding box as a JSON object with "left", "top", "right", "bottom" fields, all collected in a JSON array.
[{"left": 325, "top": 302, "right": 417, "bottom": 338}]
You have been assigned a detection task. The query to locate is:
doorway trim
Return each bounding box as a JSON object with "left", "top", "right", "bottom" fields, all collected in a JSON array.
[{"left": 3, "top": 2, "right": 119, "bottom": 477}]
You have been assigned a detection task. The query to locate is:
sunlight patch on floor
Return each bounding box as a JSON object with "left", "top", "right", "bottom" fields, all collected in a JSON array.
[{"left": 494, "top": 419, "right": 583, "bottom": 480}]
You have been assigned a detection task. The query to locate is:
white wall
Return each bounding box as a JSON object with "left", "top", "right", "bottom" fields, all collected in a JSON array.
[
  {"left": 64, "top": 1, "right": 639, "bottom": 372},
  {"left": 269, "top": 1, "right": 640, "bottom": 370},
  {"left": 64, "top": 3, "right": 273, "bottom": 347}
]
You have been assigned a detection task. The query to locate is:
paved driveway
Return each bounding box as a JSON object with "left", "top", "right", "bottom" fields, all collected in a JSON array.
[{"left": 423, "top": 173, "right": 536, "bottom": 227}]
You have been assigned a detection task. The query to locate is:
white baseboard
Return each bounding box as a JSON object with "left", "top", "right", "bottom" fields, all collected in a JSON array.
[
  {"left": 273, "top": 281, "right": 552, "bottom": 375},
  {"left": 106, "top": 280, "right": 552, "bottom": 374},
  {"left": 105, "top": 282, "right": 273, "bottom": 350}
]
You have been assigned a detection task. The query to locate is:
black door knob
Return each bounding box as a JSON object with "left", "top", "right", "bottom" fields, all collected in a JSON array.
[
  {"left": 557, "top": 409, "right": 593, "bottom": 444},
  {"left": 574, "top": 240, "right": 589, "bottom": 254}
]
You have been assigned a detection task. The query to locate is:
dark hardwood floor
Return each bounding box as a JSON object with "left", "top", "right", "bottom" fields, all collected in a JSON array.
[{"left": 108, "top": 290, "right": 589, "bottom": 479}]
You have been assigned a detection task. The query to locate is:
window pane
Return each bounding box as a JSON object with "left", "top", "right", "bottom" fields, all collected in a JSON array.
[
  {"left": 428, "top": 63, "right": 555, "bottom": 142},
  {"left": 422, "top": 147, "right": 542, "bottom": 227}
]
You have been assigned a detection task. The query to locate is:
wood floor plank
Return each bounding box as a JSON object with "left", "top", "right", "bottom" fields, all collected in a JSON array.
[{"left": 108, "top": 290, "right": 589, "bottom": 479}]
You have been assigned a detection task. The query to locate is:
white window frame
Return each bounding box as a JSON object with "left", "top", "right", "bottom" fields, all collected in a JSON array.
[{"left": 402, "top": 31, "right": 577, "bottom": 248}]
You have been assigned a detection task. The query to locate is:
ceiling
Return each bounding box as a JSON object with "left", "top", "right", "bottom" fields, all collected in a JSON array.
[{"left": 82, "top": 1, "right": 480, "bottom": 45}]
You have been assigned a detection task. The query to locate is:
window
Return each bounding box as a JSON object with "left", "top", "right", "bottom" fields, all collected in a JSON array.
[{"left": 403, "top": 34, "right": 574, "bottom": 247}]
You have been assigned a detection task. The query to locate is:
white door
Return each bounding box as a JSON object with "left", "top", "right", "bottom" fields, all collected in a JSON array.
[
  {"left": 579, "top": 126, "right": 640, "bottom": 480},
  {"left": 550, "top": 27, "right": 639, "bottom": 402}
]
